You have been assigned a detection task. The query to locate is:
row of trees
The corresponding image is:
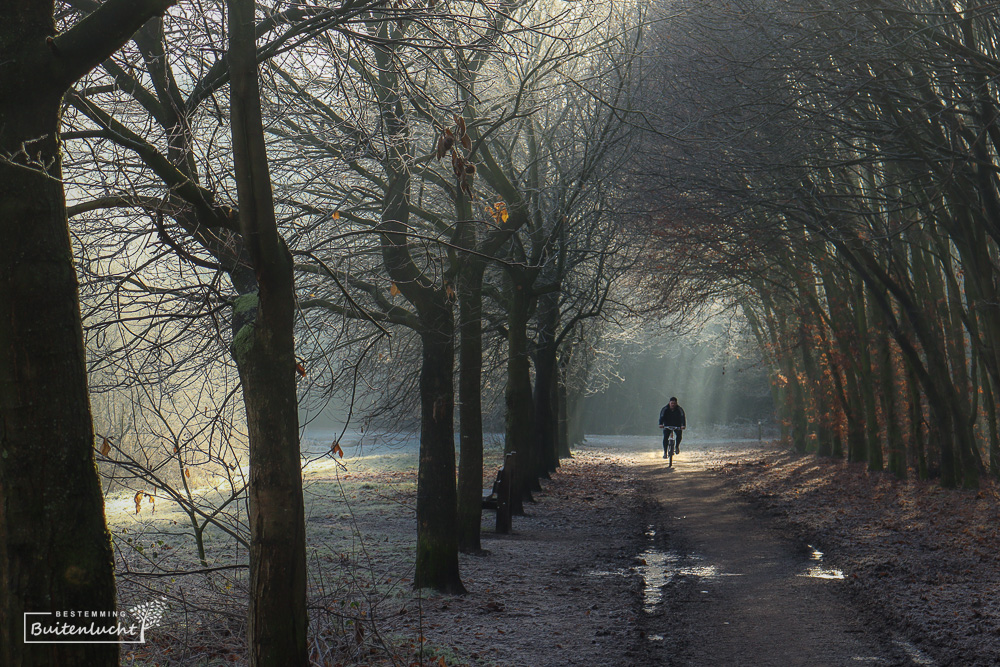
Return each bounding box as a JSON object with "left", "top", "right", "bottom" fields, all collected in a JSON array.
[
  {"left": 2, "top": 1, "right": 648, "bottom": 665},
  {"left": 643, "top": 0, "right": 1000, "bottom": 489}
]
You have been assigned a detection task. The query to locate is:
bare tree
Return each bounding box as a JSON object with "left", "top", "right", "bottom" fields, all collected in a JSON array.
[{"left": 227, "top": 0, "right": 308, "bottom": 661}]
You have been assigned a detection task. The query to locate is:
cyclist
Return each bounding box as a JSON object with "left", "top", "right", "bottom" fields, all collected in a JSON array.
[{"left": 658, "top": 397, "right": 687, "bottom": 458}]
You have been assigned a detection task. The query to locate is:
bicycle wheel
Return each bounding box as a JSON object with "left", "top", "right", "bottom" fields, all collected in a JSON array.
[{"left": 667, "top": 434, "right": 674, "bottom": 467}]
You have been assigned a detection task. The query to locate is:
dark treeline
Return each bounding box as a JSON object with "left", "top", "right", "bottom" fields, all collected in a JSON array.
[{"left": 641, "top": 0, "right": 1000, "bottom": 489}]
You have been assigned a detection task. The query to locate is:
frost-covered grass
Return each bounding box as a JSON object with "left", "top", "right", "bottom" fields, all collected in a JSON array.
[{"left": 106, "top": 428, "right": 511, "bottom": 665}]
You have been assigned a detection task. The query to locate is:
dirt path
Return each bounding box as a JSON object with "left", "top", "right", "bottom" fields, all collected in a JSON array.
[
  {"left": 632, "top": 447, "right": 925, "bottom": 666},
  {"left": 391, "top": 438, "right": 939, "bottom": 666}
]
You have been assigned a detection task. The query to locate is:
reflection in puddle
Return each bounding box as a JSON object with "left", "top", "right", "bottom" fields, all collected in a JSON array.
[
  {"left": 636, "top": 548, "right": 679, "bottom": 611},
  {"left": 893, "top": 638, "right": 936, "bottom": 665},
  {"left": 803, "top": 566, "right": 846, "bottom": 579},
  {"left": 801, "top": 544, "right": 845, "bottom": 579},
  {"left": 630, "top": 526, "right": 743, "bottom": 612},
  {"left": 590, "top": 526, "right": 747, "bottom": 614},
  {"left": 634, "top": 550, "right": 738, "bottom": 611}
]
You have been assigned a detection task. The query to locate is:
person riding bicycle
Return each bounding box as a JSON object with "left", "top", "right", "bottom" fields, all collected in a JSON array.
[{"left": 658, "top": 397, "right": 687, "bottom": 458}]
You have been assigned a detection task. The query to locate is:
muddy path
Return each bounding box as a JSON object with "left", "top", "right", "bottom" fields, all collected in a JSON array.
[
  {"left": 632, "top": 449, "right": 925, "bottom": 666},
  {"left": 394, "top": 438, "right": 936, "bottom": 666}
]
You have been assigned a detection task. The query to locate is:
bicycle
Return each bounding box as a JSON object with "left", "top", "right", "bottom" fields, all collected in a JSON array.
[{"left": 661, "top": 425, "right": 681, "bottom": 467}]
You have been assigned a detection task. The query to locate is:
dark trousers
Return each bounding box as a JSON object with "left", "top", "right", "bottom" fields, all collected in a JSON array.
[{"left": 662, "top": 428, "right": 682, "bottom": 453}]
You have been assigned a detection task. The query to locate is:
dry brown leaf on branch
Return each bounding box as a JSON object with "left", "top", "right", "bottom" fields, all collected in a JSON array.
[
  {"left": 491, "top": 201, "right": 508, "bottom": 223},
  {"left": 331, "top": 442, "right": 344, "bottom": 458},
  {"left": 100, "top": 437, "right": 111, "bottom": 457},
  {"left": 436, "top": 129, "right": 454, "bottom": 160},
  {"left": 134, "top": 491, "right": 143, "bottom": 514},
  {"left": 390, "top": 282, "right": 401, "bottom": 297},
  {"left": 295, "top": 362, "right": 306, "bottom": 377},
  {"left": 455, "top": 115, "right": 472, "bottom": 149}
]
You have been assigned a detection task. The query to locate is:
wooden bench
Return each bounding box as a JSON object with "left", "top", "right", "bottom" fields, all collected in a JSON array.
[{"left": 482, "top": 451, "right": 515, "bottom": 534}]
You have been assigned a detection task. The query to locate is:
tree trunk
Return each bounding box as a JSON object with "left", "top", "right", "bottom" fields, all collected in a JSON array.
[
  {"left": 533, "top": 345, "right": 560, "bottom": 475},
  {"left": 556, "top": 362, "right": 572, "bottom": 459},
  {"left": 505, "top": 274, "right": 535, "bottom": 514},
  {"left": 878, "top": 328, "right": 906, "bottom": 479},
  {"left": 533, "top": 290, "right": 561, "bottom": 475},
  {"left": 906, "top": 363, "right": 929, "bottom": 479},
  {"left": 457, "top": 259, "right": 486, "bottom": 553},
  {"left": 796, "top": 320, "right": 832, "bottom": 454},
  {"left": 415, "top": 307, "right": 466, "bottom": 593},
  {"left": 788, "top": 366, "right": 809, "bottom": 454},
  {"left": 902, "top": 244, "right": 970, "bottom": 488},
  {"left": 840, "top": 243, "right": 967, "bottom": 487},
  {"left": 984, "top": 376, "right": 1000, "bottom": 478},
  {"left": 1, "top": 2, "right": 178, "bottom": 664},
  {"left": 843, "top": 369, "right": 867, "bottom": 463},
  {"left": 373, "top": 30, "right": 465, "bottom": 592},
  {"left": 228, "top": 0, "right": 308, "bottom": 662},
  {"left": 1, "top": 90, "right": 119, "bottom": 667},
  {"left": 853, "top": 285, "right": 882, "bottom": 471},
  {"left": 566, "top": 386, "right": 586, "bottom": 448}
]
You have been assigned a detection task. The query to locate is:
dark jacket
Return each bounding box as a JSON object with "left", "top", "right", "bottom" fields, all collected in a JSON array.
[{"left": 659, "top": 404, "right": 686, "bottom": 428}]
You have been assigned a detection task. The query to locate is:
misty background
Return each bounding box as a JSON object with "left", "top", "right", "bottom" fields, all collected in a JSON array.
[{"left": 581, "top": 316, "right": 775, "bottom": 437}]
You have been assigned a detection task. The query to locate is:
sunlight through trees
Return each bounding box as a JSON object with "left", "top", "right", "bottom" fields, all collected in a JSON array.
[{"left": 6, "top": 0, "right": 1000, "bottom": 663}]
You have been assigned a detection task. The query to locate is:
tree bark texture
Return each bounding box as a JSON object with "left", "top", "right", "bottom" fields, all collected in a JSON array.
[
  {"left": 415, "top": 307, "right": 465, "bottom": 592},
  {"left": 533, "top": 292, "right": 560, "bottom": 475},
  {"left": 0, "top": 87, "right": 119, "bottom": 667},
  {"left": 457, "top": 258, "right": 486, "bottom": 553},
  {"left": 228, "top": 0, "right": 308, "bottom": 663},
  {"left": 1, "top": 2, "right": 176, "bottom": 664},
  {"left": 852, "top": 285, "right": 883, "bottom": 471},
  {"left": 556, "top": 363, "right": 572, "bottom": 458},
  {"left": 505, "top": 276, "right": 534, "bottom": 514},
  {"left": 878, "top": 331, "right": 907, "bottom": 479},
  {"left": 533, "top": 347, "right": 559, "bottom": 475}
]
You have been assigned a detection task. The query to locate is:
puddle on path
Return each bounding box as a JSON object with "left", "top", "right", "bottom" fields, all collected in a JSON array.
[
  {"left": 893, "top": 638, "right": 936, "bottom": 666},
  {"left": 597, "top": 532, "right": 849, "bottom": 630},
  {"left": 801, "top": 545, "right": 845, "bottom": 580},
  {"left": 591, "top": 525, "right": 742, "bottom": 615}
]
